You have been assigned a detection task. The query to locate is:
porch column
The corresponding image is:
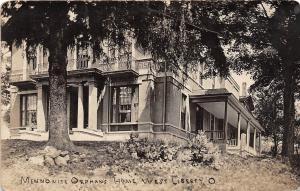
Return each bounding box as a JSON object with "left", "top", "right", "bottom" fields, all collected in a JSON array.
[
  {"left": 88, "top": 81, "right": 98, "bottom": 130},
  {"left": 36, "top": 45, "right": 40, "bottom": 72},
  {"left": 259, "top": 133, "right": 262, "bottom": 155},
  {"left": 77, "top": 84, "right": 84, "bottom": 130},
  {"left": 237, "top": 113, "right": 241, "bottom": 148},
  {"left": 253, "top": 128, "right": 257, "bottom": 151},
  {"left": 246, "top": 121, "right": 250, "bottom": 149},
  {"left": 37, "top": 84, "right": 46, "bottom": 131},
  {"left": 88, "top": 46, "right": 93, "bottom": 68},
  {"left": 131, "top": 37, "right": 136, "bottom": 70},
  {"left": 115, "top": 48, "right": 119, "bottom": 70},
  {"left": 223, "top": 100, "right": 228, "bottom": 145},
  {"left": 22, "top": 41, "right": 28, "bottom": 80},
  {"left": 10, "top": 87, "right": 21, "bottom": 128},
  {"left": 73, "top": 43, "right": 77, "bottom": 70},
  {"left": 67, "top": 89, "right": 71, "bottom": 130}
]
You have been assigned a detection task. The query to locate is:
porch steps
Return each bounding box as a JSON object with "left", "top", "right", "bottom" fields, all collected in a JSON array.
[
  {"left": 69, "top": 129, "right": 104, "bottom": 141},
  {"left": 9, "top": 127, "right": 49, "bottom": 141},
  {"left": 9, "top": 128, "right": 21, "bottom": 137},
  {"left": 19, "top": 130, "right": 42, "bottom": 137},
  {"left": 71, "top": 129, "right": 104, "bottom": 137}
]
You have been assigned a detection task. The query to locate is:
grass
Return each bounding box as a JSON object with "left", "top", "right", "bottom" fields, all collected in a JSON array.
[{"left": 1, "top": 139, "right": 300, "bottom": 191}]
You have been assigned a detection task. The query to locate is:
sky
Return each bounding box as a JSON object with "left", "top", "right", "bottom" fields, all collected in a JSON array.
[{"left": 231, "top": 72, "right": 254, "bottom": 96}]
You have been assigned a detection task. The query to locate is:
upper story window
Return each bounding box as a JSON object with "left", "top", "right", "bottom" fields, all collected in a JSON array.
[
  {"left": 77, "top": 42, "right": 90, "bottom": 69},
  {"left": 104, "top": 39, "right": 132, "bottom": 64},
  {"left": 21, "top": 94, "right": 37, "bottom": 128},
  {"left": 111, "top": 86, "right": 138, "bottom": 123},
  {"left": 118, "top": 41, "right": 132, "bottom": 69},
  {"left": 27, "top": 47, "right": 37, "bottom": 71},
  {"left": 107, "top": 45, "right": 117, "bottom": 62}
]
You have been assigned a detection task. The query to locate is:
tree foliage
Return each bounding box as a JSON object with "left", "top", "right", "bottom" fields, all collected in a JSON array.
[
  {"left": 2, "top": 1, "right": 299, "bottom": 157},
  {"left": 1, "top": 42, "right": 11, "bottom": 106},
  {"left": 252, "top": 83, "right": 283, "bottom": 156},
  {"left": 219, "top": 1, "right": 300, "bottom": 158},
  {"left": 1, "top": 1, "right": 229, "bottom": 150}
]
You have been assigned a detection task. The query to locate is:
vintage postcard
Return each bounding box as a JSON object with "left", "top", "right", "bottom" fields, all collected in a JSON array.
[{"left": 1, "top": 1, "right": 300, "bottom": 191}]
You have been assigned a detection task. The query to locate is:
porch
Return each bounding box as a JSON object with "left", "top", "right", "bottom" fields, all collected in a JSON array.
[{"left": 190, "top": 88, "right": 263, "bottom": 155}]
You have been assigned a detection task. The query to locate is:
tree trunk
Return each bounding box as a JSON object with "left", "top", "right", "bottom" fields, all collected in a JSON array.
[
  {"left": 281, "top": 62, "right": 295, "bottom": 159},
  {"left": 273, "top": 134, "right": 278, "bottom": 156},
  {"left": 46, "top": 29, "right": 74, "bottom": 150}
]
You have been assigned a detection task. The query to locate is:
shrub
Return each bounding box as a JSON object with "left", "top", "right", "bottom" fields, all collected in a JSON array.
[
  {"left": 124, "top": 134, "right": 179, "bottom": 162},
  {"left": 3, "top": 107, "right": 10, "bottom": 123},
  {"left": 188, "top": 131, "right": 222, "bottom": 168},
  {"left": 122, "top": 132, "right": 221, "bottom": 169}
]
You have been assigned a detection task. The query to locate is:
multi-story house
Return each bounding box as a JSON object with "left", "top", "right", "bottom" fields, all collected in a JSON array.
[{"left": 8, "top": 38, "right": 264, "bottom": 156}]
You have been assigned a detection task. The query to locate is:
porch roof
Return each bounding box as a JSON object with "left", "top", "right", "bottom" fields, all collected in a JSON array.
[
  {"left": 9, "top": 80, "right": 36, "bottom": 89},
  {"left": 30, "top": 68, "right": 104, "bottom": 83},
  {"left": 102, "top": 69, "right": 139, "bottom": 79},
  {"left": 30, "top": 68, "right": 102, "bottom": 81},
  {"left": 190, "top": 88, "right": 264, "bottom": 132}
]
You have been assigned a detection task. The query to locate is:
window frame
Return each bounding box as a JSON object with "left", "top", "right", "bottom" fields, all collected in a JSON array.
[
  {"left": 111, "top": 85, "right": 138, "bottom": 124},
  {"left": 20, "top": 94, "right": 37, "bottom": 128}
]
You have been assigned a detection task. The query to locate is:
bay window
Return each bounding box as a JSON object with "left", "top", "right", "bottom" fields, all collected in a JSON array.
[{"left": 111, "top": 86, "right": 138, "bottom": 123}]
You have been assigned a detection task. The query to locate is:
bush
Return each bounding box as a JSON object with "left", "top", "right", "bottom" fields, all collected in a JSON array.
[
  {"left": 122, "top": 131, "right": 222, "bottom": 169},
  {"left": 188, "top": 131, "right": 221, "bottom": 168},
  {"left": 124, "top": 135, "right": 178, "bottom": 162},
  {"left": 3, "top": 107, "right": 10, "bottom": 124}
]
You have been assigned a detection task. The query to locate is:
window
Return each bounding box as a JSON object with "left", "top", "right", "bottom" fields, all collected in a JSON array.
[
  {"left": 118, "top": 41, "right": 132, "bottom": 60},
  {"left": 21, "top": 94, "right": 37, "bottom": 127},
  {"left": 111, "top": 86, "right": 138, "bottom": 123},
  {"left": 108, "top": 46, "right": 116, "bottom": 62},
  {"left": 181, "top": 94, "right": 187, "bottom": 129},
  {"left": 28, "top": 47, "right": 37, "bottom": 71},
  {"left": 119, "top": 87, "right": 132, "bottom": 122},
  {"left": 77, "top": 42, "right": 90, "bottom": 69}
]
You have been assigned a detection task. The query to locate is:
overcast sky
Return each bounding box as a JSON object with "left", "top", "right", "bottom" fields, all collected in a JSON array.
[{"left": 231, "top": 72, "right": 254, "bottom": 96}]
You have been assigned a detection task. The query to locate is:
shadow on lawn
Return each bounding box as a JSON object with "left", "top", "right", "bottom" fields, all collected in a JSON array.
[{"left": 291, "top": 154, "right": 300, "bottom": 176}]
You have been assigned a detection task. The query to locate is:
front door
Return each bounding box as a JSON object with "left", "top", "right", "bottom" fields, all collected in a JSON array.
[
  {"left": 69, "top": 87, "right": 78, "bottom": 130},
  {"left": 196, "top": 106, "right": 203, "bottom": 133}
]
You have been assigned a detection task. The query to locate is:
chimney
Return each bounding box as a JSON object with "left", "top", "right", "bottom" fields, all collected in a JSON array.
[{"left": 241, "top": 82, "right": 247, "bottom": 97}]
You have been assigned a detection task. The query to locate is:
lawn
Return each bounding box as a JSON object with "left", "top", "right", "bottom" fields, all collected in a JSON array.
[{"left": 1, "top": 140, "right": 299, "bottom": 191}]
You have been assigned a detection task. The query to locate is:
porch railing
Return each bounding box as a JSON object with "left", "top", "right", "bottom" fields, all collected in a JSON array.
[
  {"left": 227, "top": 139, "right": 237, "bottom": 146},
  {"left": 204, "top": 130, "right": 224, "bottom": 140},
  {"left": 76, "top": 57, "right": 89, "bottom": 69},
  {"left": 10, "top": 56, "right": 155, "bottom": 83}
]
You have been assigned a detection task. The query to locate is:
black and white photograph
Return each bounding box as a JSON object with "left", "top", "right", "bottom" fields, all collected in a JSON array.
[{"left": 0, "top": 1, "right": 300, "bottom": 190}]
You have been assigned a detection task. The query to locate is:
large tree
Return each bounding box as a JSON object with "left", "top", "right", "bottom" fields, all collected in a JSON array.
[
  {"left": 1, "top": 1, "right": 228, "bottom": 150},
  {"left": 219, "top": 1, "right": 300, "bottom": 159}
]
